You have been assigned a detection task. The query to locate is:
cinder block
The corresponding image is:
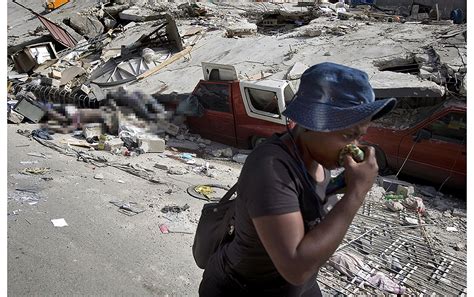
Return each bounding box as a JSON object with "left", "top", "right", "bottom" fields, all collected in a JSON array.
[{"left": 138, "top": 134, "right": 165, "bottom": 153}]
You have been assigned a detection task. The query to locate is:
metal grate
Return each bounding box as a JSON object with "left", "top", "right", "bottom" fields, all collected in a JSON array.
[{"left": 317, "top": 200, "right": 467, "bottom": 296}]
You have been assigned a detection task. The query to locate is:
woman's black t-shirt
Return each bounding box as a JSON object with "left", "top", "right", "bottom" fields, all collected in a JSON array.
[{"left": 211, "top": 133, "right": 329, "bottom": 296}]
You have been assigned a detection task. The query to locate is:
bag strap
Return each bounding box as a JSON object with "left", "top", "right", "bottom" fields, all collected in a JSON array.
[{"left": 219, "top": 182, "right": 238, "bottom": 204}]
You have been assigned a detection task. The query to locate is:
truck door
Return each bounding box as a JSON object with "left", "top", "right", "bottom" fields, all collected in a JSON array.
[
  {"left": 397, "top": 111, "right": 466, "bottom": 186},
  {"left": 186, "top": 81, "right": 237, "bottom": 147}
]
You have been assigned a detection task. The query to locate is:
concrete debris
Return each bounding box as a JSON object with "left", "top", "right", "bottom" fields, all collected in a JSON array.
[
  {"left": 451, "top": 208, "right": 466, "bottom": 218},
  {"left": 453, "top": 242, "right": 465, "bottom": 251},
  {"left": 68, "top": 13, "right": 105, "bottom": 39},
  {"left": 167, "top": 166, "right": 188, "bottom": 175},
  {"left": 385, "top": 200, "right": 404, "bottom": 212},
  {"left": 287, "top": 62, "right": 309, "bottom": 80},
  {"left": 232, "top": 153, "right": 248, "bottom": 164},
  {"left": 138, "top": 134, "right": 165, "bottom": 153},
  {"left": 119, "top": 6, "right": 163, "bottom": 22},
  {"left": 94, "top": 173, "right": 104, "bottom": 180},
  {"left": 396, "top": 185, "right": 414, "bottom": 198},
  {"left": 226, "top": 21, "right": 258, "bottom": 38}
]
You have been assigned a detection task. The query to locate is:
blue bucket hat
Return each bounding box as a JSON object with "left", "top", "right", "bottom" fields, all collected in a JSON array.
[{"left": 282, "top": 62, "right": 396, "bottom": 132}]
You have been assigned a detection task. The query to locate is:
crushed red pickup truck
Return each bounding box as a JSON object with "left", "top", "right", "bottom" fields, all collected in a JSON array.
[
  {"left": 178, "top": 62, "right": 295, "bottom": 148},
  {"left": 361, "top": 99, "right": 466, "bottom": 190},
  {"left": 179, "top": 63, "right": 466, "bottom": 191}
]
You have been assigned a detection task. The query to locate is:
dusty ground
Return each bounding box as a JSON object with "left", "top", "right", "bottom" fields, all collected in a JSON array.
[{"left": 7, "top": 123, "right": 241, "bottom": 296}]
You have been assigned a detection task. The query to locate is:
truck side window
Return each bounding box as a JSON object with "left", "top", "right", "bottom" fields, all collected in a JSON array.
[
  {"left": 245, "top": 88, "right": 280, "bottom": 117},
  {"left": 424, "top": 112, "right": 466, "bottom": 144},
  {"left": 195, "top": 84, "right": 230, "bottom": 113}
]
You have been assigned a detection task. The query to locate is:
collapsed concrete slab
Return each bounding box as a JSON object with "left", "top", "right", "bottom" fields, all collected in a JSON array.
[
  {"left": 68, "top": 13, "right": 104, "bottom": 39},
  {"left": 371, "top": 72, "right": 445, "bottom": 98},
  {"left": 119, "top": 6, "right": 163, "bottom": 22}
]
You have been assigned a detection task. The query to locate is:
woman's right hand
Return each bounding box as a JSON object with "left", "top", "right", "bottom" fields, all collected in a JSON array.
[{"left": 343, "top": 145, "right": 378, "bottom": 201}]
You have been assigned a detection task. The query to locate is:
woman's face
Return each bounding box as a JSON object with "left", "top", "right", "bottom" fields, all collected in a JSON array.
[{"left": 302, "top": 121, "right": 371, "bottom": 169}]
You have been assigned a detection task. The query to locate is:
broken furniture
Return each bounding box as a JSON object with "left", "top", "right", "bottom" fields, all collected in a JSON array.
[{"left": 11, "top": 42, "right": 58, "bottom": 73}]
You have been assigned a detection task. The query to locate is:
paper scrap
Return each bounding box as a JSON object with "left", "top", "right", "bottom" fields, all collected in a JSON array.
[{"left": 51, "top": 218, "right": 68, "bottom": 227}]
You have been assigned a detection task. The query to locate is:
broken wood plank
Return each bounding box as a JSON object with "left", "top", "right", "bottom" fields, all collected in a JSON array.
[{"left": 137, "top": 46, "right": 192, "bottom": 80}]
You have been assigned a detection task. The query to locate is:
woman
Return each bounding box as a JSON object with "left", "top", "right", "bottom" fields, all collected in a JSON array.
[{"left": 199, "top": 62, "right": 396, "bottom": 296}]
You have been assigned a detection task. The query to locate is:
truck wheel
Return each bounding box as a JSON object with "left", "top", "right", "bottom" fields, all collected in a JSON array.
[{"left": 251, "top": 136, "right": 266, "bottom": 149}]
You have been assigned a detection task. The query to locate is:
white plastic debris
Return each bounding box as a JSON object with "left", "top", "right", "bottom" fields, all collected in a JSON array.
[
  {"left": 51, "top": 218, "right": 68, "bottom": 227},
  {"left": 446, "top": 226, "right": 458, "bottom": 232}
]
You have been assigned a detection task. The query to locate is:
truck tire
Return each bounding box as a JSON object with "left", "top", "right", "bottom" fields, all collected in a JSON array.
[{"left": 251, "top": 136, "right": 266, "bottom": 149}]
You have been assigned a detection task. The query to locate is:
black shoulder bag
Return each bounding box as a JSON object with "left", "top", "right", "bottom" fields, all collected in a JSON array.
[{"left": 192, "top": 182, "right": 238, "bottom": 269}]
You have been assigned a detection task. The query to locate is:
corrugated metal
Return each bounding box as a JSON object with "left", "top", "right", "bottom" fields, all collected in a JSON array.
[{"left": 37, "top": 14, "right": 77, "bottom": 48}]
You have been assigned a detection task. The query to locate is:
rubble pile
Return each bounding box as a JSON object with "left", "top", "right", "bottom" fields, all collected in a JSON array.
[{"left": 6, "top": 1, "right": 467, "bottom": 295}]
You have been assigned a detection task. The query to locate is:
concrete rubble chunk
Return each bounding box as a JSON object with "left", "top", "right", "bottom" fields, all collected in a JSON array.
[
  {"left": 154, "top": 163, "right": 169, "bottom": 171},
  {"left": 69, "top": 13, "right": 105, "bottom": 39},
  {"left": 119, "top": 6, "right": 163, "bottom": 22},
  {"left": 103, "top": 18, "right": 118, "bottom": 30},
  {"left": 138, "top": 134, "right": 165, "bottom": 153},
  {"left": 287, "top": 62, "right": 309, "bottom": 80},
  {"left": 385, "top": 200, "right": 404, "bottom": 212},
  {"left": 452, "top": 208, "right": 466, "bottom": 218},
  {"left": 105, "top": 138, "right": 124, "bottom": 151},
  {"left": 302, "top": 27, "right": 322, "bottom": 37},
  {"left": 226, "top": 21, "right": 257, "bottom": 38},
  {"left": 167, "top": 166, "right": 188, "bottom": 175}
]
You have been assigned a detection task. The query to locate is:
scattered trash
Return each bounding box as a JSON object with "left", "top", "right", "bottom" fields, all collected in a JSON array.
[
  {"left": 27, "top": 152, "right": 52, "bottom": 159},
  {"left": 31, "top": 128, "right": 53, "bottom": 140},
  {"left": 161, "top": 204, "right": 190, "bottom": 214},
  {"left": 159, "top": 224, "right": 169, "bottom": 234},
  {"left": 404, "top": 217, "right": 419, "bottom": 225},
  {"left": 51, "top": 218, "right": 68, "bottom": 227},
  {"left": 109, "top": 201, "right": 146, "bottom": 216},
  {"left": 19, "top": 167, "right": 50, "bottom": 175},
  {"left": 384, "top": 194, "right": 404, "bottom": 201},
  {"left": 19, "top": 160, "right": 39, "bottom": 165},
  {"left": 453, "top": 242, "right": 465, "bottom": 251},
  {"left": 404, "top": 196, "right": 425, "bottom": 214},
  {"left": 186, "top": 184, "right": 231, "bottom": 201},
  {"left": 385, "top": 200, "right": 404, "bottom": 212}
]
